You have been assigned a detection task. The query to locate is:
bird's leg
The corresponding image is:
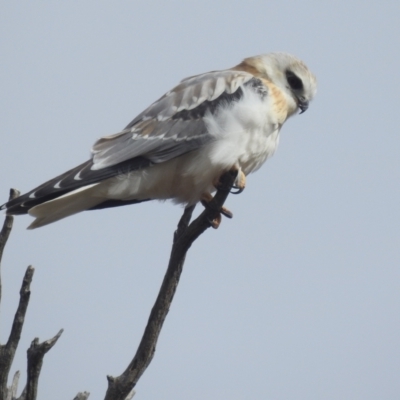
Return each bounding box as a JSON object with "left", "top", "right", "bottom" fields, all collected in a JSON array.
[
  {"left": 201, "top": 192, "right": 233, "bottom": 229},
  {"left": 213, "top": 166, "right": 246, "bottom": 194}
]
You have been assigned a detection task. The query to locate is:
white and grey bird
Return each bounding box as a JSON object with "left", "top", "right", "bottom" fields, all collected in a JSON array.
[{"left": 1, "top": 53, "right": 317, "bottom": 229}]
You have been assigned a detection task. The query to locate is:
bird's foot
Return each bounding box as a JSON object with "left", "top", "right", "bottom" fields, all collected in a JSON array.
[
  {"left": 213, "top": 166, "right": 246, "bottom": 194},
  {"left": 201, "top": 192, "right": 233, "bottom": 229}
]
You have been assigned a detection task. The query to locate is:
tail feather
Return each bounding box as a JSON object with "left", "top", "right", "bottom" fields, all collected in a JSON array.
[
  {"left": 27, "top": 184, "right": 103, "bottom": 229},
  {"left": 1, "top": 156, "right": 151, "bottom": 216}
]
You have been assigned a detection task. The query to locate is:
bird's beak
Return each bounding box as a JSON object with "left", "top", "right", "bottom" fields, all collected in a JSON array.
[{"left": 297, "top": 97, "right": 309, "bottom": 114}]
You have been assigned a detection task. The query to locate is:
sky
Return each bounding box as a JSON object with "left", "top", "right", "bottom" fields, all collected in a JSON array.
[{"left": 1, "top": 1, "right": 399, "bottom": 399}]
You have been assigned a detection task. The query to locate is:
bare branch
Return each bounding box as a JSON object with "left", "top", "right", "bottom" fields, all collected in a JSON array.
[
  {"left": 0, "top": 189, "right": 20, "bottom": 305},
  {"left": 6, "top": 371, "right": 20, "bottom": 400},
  {"left": 104, "top": 170, "right": 238, "bottom": 399},
  {"left": 15, "top": 386, "right": 26, "bottom": 400},
  {"left": 73, "top": 392, "right": 90, "bottom": 400},
  {"left": 0, "top": 266, "right": 34, "bottom": 399},
  {"left": 21, "top": 329, "right": 64, "bottom": 400},
  {"left": 6, "top": 267, "right": 35, "bottom": 351},
  {"left": 0, "top": 190, "right": 68, "bottom": 399}
]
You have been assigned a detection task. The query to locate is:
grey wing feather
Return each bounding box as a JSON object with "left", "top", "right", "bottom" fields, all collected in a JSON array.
[{"left": 91, "top": 70, "right": 254, "bottom": 170}]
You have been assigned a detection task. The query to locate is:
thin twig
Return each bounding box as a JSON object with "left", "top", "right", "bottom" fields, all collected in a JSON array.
[
  {"left": 0, "top": 266, "right": 34, "bottom": 400},
  {"left": 72, "top": 391, "right": 90, "bottom": 400},
  {"left": 0, "top": 189, "right": 67, "bottom": 400},
  {"left": 104, "top": 170, "right": 238, "bottom": 400},
  {"left": 15, "top": 386, "right": 26, "bottom": 400},
  {"left": 6, "top": 371, "right": 20, "bottom": 400},
  {"left": 22, "top": 329, "right": 64, "bottom": 400},
  {"left": 0, "top": 189, "right": 20, "bottom": 305},
  {"left": 6, "top": 268, "right": 35, "bottom": 351}
]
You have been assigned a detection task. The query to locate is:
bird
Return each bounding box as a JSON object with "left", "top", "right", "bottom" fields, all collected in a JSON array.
[{"left": 1, "top": 52, "right": 317, "bottom": 229}]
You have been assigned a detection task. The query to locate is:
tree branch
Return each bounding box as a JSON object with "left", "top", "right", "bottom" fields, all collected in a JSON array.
[
  {"left": 72, "top": 392, "right": 90, "bottom": 400},
  {"left": 0, "top": 189, "right": 20, "bottom": 305},
  {"left": 0, "top": 189, "right": 65, "bottom": 400},
  {"left": 6, "top": 371, "right": 20, "bottom": 400},
  {"left": 0, "top": 263, "right": 34, "bottom": 398},
  {"left": 21, "top": 329, "right": 64, "bottom": 400},
  {"left": 104, "top": 170, "right": 238, "bottom": 400}
]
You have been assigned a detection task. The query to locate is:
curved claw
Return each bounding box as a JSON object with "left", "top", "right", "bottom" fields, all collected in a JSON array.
[
  {"left": 220, "top": 206, "right": 233, "bottom": 218},
  {"left": 228, "top": 168, "right": 246, "bottom": 194},
  {"left": 207, "top": 214, "right": 221, "bottom": 229},
  {"left": 201, "top": 193, "right": 233, "bottom": 228},
  {"left": 213, "top": 167, "right": 246, "bottom": 194},
  {"left": 230, "top": 185, "right": 244, "bottom": 195}
]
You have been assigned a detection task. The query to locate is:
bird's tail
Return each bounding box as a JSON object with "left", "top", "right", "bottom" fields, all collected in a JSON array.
[
  {"left": 27, "top": 184, "right": 103, "bottom": 229},
  {"left": 0, "top": 156, "right": 153, "bottom": 229}
]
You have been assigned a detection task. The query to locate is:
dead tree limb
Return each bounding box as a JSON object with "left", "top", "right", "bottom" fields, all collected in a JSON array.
[
  {"left": 0, "top": 189, "right": 66, "bottom": 400},
  {"left": 72, "top": 392, "right": 90, "bottom": 400},
  {"left": 0, "top": 263, "right": 35, "bottom": 400},
  {"left": 0, "top": 189, "right": 20, "bottom": 304},
  {"left": 104, "top": 169, "right": 238, "bottom": 400},
  {"left": 23, "top": 330, "right": 64, "bottom": 400},
  {"left": 0, "top": 189, "right": 28, "bottom": 400},
  {"left": 6, "top": 371, "right": 20, "bottom": 400}
]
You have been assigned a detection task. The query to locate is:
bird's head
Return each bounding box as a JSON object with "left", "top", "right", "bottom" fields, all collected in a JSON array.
[{"left": 243, "top": 52, "right": 317, "bottom": 115}]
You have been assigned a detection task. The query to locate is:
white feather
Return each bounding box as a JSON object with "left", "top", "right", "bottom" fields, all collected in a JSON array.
[{"left": 27, "top": 184, "right": 100, "bottom": 229}]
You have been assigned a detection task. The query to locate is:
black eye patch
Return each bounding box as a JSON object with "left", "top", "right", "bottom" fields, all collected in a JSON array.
[{"left": 286, "top": 71, "right": 303, "bottom": 91}]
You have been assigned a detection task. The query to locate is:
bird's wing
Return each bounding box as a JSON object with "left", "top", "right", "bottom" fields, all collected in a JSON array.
[{"left": 91, "top": 69, "right": 255, "bottom": 170}]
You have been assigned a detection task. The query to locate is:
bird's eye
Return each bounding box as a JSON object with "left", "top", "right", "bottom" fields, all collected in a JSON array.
[{"left": 286, "top": 71, "right": 303, "bottom": 91}]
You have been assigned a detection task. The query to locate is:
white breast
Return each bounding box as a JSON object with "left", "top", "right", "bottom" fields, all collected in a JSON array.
[{"left": 204, "top": 84, "right": 281, "bottom": 174}]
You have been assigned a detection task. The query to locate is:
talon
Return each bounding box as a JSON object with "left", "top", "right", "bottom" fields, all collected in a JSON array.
[
  {"left": 230, "top": 185, "right": 244, "bottom": 195},
  {"left": 201, "top": 192, "right": 233, "bottom": 227},
  {"left": 208, "top": 213, "right": 221, "bottom": 229},
  {"left": 232, "top": 169, "right": 246, "bottom": 194},
  {"left": 220, "top": 206, "right": 233, "bottom": 219},
  {"left": 214, "top": 167, "right": 246, "bottom": 194}
]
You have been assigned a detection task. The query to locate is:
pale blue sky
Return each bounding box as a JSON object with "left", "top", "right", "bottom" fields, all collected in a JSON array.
[{"left": 1, "top": 1, "right": 399, "bottom": 399}]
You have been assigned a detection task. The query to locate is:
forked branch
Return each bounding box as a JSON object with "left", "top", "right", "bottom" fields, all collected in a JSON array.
[
  {"left": 0, "top": 190, "right": 66, "bottom": 400},
  {"left": 105, "top": 169, "right": 238, "bottom": 400}
]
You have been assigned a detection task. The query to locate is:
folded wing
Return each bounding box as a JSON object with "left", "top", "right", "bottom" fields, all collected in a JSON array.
[{"left": 91, "top": 70, "right": 255, "bottom": 169}]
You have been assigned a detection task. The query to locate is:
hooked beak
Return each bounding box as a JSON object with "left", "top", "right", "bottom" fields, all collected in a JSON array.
[{"left": 297, "top": 96, "right": 309, "bottom": 114}]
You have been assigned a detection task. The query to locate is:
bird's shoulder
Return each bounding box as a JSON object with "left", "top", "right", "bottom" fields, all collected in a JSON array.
[
  {"left": 90, "top": 68, "right": 271, "bottom": 170},
  {"left": 124, "top": 69, "right": 262, "bottom": 129}
]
